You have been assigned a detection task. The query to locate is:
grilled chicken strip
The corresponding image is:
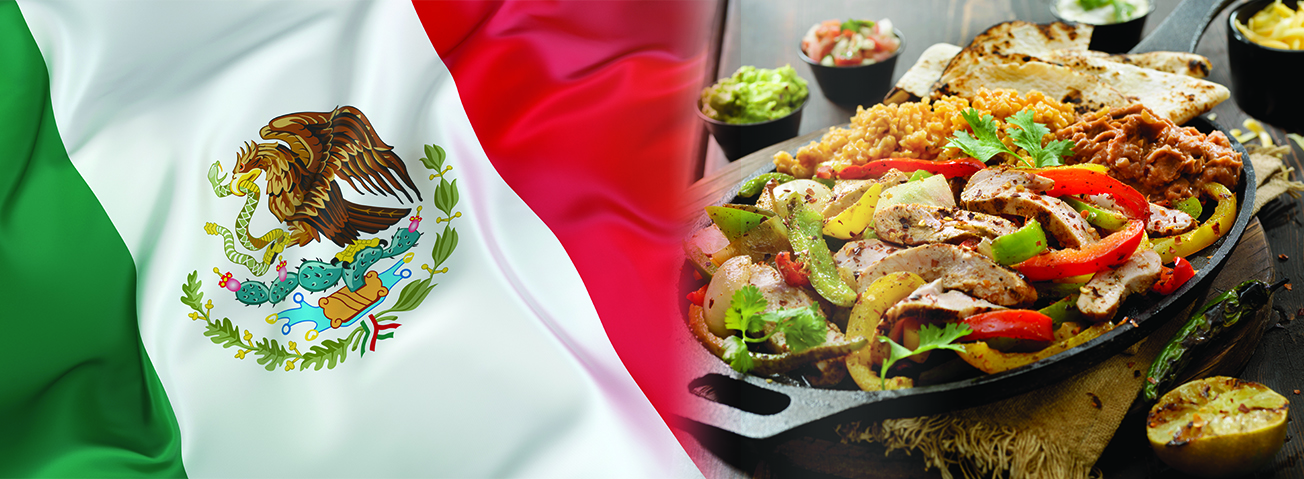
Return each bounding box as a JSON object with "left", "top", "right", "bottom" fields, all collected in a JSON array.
[
  {"left": 884, "top": 279, "right": 1008, "bottom": 323},
  {"left": 1146, "top": 202, "right": 1197, "bottom": 236},
  {"left": 1086, "top": 193, "right": 1197, "bottom": 236},
  {"left": 874, "top": 203, "right": 1020, "bottom": 246},
  {"left": 822, "top": 170, "right": 912, "bottom": 219},
  {"left": 833, "top": 239, "right": 902, "bottom": 289},
  {"left": 1078, "top": 249, "right": 1163, "bottom": 321},
  {"left": 822, "top": 180, "right": 876, "bottom": 220},
  {"left": 765, "top": 317, "right": 851, "bottom": 386},
  {"left": 855, "top": 243, "right": 1038, "bottom": 307},
  {"left": 961, "top": 167, "right": 1100, "bottom": 249},
  {"left": 747, "top": 260, "right": 848, "bottom": 386},
  {"left": 871, "top": 279, "right": 1006, "bottom": 364}
]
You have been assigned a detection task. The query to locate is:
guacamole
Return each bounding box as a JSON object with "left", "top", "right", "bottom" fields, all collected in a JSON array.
[{"left": 700, "top": 65, "right": 809, "bottom": 124}]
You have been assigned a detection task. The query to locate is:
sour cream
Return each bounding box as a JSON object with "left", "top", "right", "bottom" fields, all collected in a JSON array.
[{"left": 1054, "top": 0, "right": 1149, "bottom": 25}]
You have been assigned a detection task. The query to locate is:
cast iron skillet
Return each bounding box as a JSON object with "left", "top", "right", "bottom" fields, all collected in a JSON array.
[{"left": 674, "top": 0, "right": 1253, "bottom": 440}]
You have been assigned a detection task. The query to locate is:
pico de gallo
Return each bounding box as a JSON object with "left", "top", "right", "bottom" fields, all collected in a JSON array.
[{"left": 801, "top": 18, "right": 901, "bottom": 67}]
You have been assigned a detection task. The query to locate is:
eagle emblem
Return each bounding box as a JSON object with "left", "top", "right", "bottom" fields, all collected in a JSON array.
[{"left": 180, "top": 106, "right": 461, "bottom": 371}]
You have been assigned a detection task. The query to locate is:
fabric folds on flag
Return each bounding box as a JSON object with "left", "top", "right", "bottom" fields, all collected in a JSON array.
[
  {"left": 414, "top": 0, "right": 716, "bottom": 446},
  {"left": 0, "top": 3, "right": 185, "bottom": 476},
  {"left": 4, "top": 0, "right": 711, "bottom": 476}
]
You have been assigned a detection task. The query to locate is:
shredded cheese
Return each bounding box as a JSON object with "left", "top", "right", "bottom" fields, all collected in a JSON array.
[
  {"left": 1242, "top": 118, "right": 1276, "bottom": 146},
  {"left": 1236, "top": 0, "right": 1304, "bottom": 50}
]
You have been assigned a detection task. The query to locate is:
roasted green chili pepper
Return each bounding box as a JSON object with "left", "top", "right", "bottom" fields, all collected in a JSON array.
[
  {"left": 739, "top": 172, "right": 795, "bottom": 197},
  {"left": 1062, "top": 197, "right": 1129, "bottom": 231},
  {"left": 1144, "top": 278, "right": 1287, "bottom": 402},
  {"left": 785, "top": 196, "right": 858, "bottom": 307},
  {"left": 991, "top": 219, "right": 1048, "bottom": 265}
]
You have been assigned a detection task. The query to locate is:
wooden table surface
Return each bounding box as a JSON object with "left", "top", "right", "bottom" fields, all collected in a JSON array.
[{"left": 683, "top": 0, "right": 1304, "bottom": 477}]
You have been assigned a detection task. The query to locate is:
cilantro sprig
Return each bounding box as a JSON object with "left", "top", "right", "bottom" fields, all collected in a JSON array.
[
  {"left": 840, "top": 19, "right": 875, "bottom": 33},
  {"left": 945, "top": 108, "right": 1075, "bottom": 168},
  {"left": 1078, "top": 0, "right": 1137, "bottom": 23},
  {"left": 722, "top": 285, "right": 829, "bottom": 373},
  {"left": 722, "top": 336, "right": 754, "bottom": 373},
  {"left": 877, "top": 322, "right": 972, "bottom": 389}
]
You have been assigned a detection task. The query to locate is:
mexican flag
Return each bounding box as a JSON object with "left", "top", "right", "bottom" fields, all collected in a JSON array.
[{"left": 1, "top": 1, "right": 711, "bottom": 476}]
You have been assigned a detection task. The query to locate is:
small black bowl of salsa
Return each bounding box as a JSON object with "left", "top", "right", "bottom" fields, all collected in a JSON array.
[{"left": 797, "top": 18, "right": 904, "bottom": 107}]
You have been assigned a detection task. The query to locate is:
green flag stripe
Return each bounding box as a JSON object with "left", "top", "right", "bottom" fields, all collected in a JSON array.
[{"left": 0, "top": 2, "right": 185, "bottom": 477}]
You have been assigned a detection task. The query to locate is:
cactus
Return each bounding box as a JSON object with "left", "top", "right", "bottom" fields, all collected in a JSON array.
[{"left": 219, "top": 227, "right": 422, "bottom": 305}]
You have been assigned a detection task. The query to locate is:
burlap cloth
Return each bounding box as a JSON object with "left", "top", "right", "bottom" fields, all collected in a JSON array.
[{"left": 832, "top": 144, "right": 1303, "bottom": 479}]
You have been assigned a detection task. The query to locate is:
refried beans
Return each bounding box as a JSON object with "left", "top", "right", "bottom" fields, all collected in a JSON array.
[{"left": 1056, "top": 104, "right": 1242, "bottom": 204}]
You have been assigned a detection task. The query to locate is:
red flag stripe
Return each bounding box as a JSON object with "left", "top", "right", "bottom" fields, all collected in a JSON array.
[{"left": 412, "top": 0, "right": 715, "bottom": 452}]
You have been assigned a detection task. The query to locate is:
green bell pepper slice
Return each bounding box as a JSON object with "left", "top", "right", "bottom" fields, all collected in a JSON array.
[
  {"left": 991, "top": 219, "right": 1048, "bottom": 266},
  {"left": 1174, "top": 196, "right": 1202, "bottom": 219},
  {"left": 1152, "top": 182, "right": 1235, "bottom": 264},
  {"left": 739, "top": 172, "right": 795, "bottom": 197},
  {"left": 785, "top": 196, "right": 857, "bottom": 307},
  {"left": 1062, "top": 197, "right": 1129, "bottom": 231},
  {"left": 705, "top": 205, "right": 769, "bottom": 242}
]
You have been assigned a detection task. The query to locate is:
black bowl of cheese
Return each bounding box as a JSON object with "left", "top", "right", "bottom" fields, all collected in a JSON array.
[{"left": 1227, "top": 0, "right": 1304, "bottom": 130}]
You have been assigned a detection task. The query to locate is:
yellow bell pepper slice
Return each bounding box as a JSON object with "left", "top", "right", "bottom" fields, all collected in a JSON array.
[
  {"left": 956, "top": 321, "right": 1115, "bottom": 374},
  {"left": 1040, "top": 163, "right": 1110, "bottom": 174},
  {"left": 1053, "top": 273, "right": 1095, "bottom": 284},
  {"left": 844, "top": 272, "right": 925, "bottom": 391},
  {"left": 822, "top": 182, "right": 882, "bottom": 240},
  {"left": 1152, "top": 182, "right": 1236, "bottom": 264}
]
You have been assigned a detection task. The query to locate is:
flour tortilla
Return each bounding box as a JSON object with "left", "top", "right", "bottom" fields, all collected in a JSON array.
[
  {"left": 1072, "top": 50, "right": 1211, "bottom": 78},
  {"left": 935, "top": 21, "right": 1092, "bottom": 88},
  {"left": 884, "top": 43, "right": 962, "bottom": 105},
  {"left": 1039, "top": 50, "right": 1228, "bottom": 124},
  {"left": 934, "top": 58, "right": 1129, "bottom": 115}
]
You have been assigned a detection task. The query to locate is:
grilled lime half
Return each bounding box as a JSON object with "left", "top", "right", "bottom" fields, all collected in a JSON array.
[{"left": 1147, "top": 376, "right": 1290, "bottom": 477}]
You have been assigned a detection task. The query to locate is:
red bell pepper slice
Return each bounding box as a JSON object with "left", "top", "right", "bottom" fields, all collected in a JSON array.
[
  {"left": 1152, "top": 257, "right": 1195, "bottom": 295},
  {"left": 1015, "top": 219, "right": 1145, "bottom": 281},
  {"left": 815, "top": 164, "right": 834, "bottom": 179},
  {"left": 1032, "top": 168, "right": 1150, "bottom": 221},
  {"left": 961, "top": 310, "right": 1055, "bottom": 342},
  {"left": 835, "top": 158, "right": 985, "bottom": 180},
  {"left": 686, "top": 284, "right": 708, "bottom": 306},
  {"left": 775, "top": 251, "right": 811, "bottom": 287}
]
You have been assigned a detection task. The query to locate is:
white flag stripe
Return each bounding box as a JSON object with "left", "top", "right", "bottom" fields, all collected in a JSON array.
[{"left": 21, "top": 1, "right": 696, "bottom": 477}]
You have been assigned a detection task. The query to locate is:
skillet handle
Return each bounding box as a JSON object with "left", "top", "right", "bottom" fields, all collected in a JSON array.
[
  {"left": 1129, "top": 0, "right": 1237, "bottom": 53},
  {"left": 674, "top": 371, "right": 868, "bottom": 440}
]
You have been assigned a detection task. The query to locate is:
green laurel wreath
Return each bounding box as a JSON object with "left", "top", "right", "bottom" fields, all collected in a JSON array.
[{"left": 180, "top": 143, "right": 460, "bottom": 371}]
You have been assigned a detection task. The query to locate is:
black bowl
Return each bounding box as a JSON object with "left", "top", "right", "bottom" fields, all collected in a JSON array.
[
  {"left": 797, "top": 29, "right": 904, "bottom": 107},
  {"left": 1049, "top": 0, "right": 1155, "bottom": 53},
  {"left": 697, "top": 98, "right": 806, "bottom": 162},
  {"left": 1228, "top": 0, "right": 1304, "bottom": 130}
]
